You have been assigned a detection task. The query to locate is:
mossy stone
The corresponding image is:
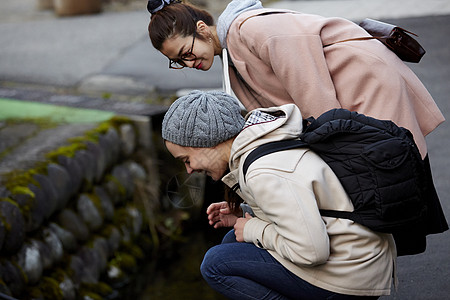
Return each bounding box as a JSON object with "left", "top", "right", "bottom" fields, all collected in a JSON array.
[
  {"left": 46, "top": 163, "right": 72, "bottom": 211},
  {"left": 56, "top": 209, "right": 90, "bottom": 242},
  {"left": 0, "top": 199, "right": 25, "bottom": 254},
  {"left": 76, "top": 194, "right": 103, "bottom": 232},
  {"left": 0, "top": 258, "right": 27, "bottom": 297}
]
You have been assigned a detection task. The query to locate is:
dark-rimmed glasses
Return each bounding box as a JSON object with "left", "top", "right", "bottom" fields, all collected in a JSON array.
[{"left": 169, "top": 31, "right": 196, "bottom": 69}]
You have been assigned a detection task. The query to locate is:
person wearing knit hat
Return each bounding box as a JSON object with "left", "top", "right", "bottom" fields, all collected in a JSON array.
[
  {"left": 162, "top": 90, "right": 244, "bottom": 181},
  {"left": 162, "top": 90, "right": 396, "bottom": 300},
  {"left": 162, "top": 90, "right": 245, "bottom": 148}
]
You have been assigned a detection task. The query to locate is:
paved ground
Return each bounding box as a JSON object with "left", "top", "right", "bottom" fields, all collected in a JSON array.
[{"left": 0, "top": 0, "right": 449, "bottom": 299}]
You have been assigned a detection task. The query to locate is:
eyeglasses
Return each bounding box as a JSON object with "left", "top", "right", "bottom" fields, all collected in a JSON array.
[{"left": 169, "top": 32, "right": 196, "bottom": 69}]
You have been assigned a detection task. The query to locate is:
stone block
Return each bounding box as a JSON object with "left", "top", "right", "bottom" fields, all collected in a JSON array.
[
  {"left": 76, "top": 194, "right": 103, "bottom": 232},
  {"left": 48, "top": 222, "right": 78, "bottom": 253},
  {"left": 126, "top": 160, "right": 147, "bottom": 181},
  {"left": 10, "top": 187, "right": 46, "bottom": 233},
  {"left": 46, "top": 163, "right": 72, "bottom": 211},
  {"left": 57, "top": 155, "right": 83, "bottom": 197},
  {"left": 94, "top": 186, "right": 114, "bottom": 221},
  {"left": 33, "top": 173, "right": 58, "bottom": 219},
  {"left": 15, "top": 240, "right": 43, "bottom": 285},
  {"left": 68, "top": 255, "right": 96, "bottom": 285},
  {"left": 102, "top": 176, "right": 122, "bottom": 205},
  {"left": 74, "top": 150, "right": 96, "bottom": 191},
  {"left": 98, "top": 128, "right": 120, "bottom": 169},
  {"left": 77, "top": 246, "right": 102, "bottom": 283},
  {"left": 41, "top": 227, "right": 64, "bottom": 266},
  {"left": 92, "top": 236, "right": 110, "bottom": 273},
  {"left": 100, "top": 225, "right": 121, "bottom": 257},
  {"left": 56, "top": 209, "right": 90, "bottom": 242},
  {"left": 0, "top": 259, "right": 26, "bottom": 297},
  {"left": 0, "top": 200, "right": 25, "bottom": 255},
  {"left": 119, "top": 123, "right": 136, "bottom": 157},
  {"left": 86, "top": 141, "right": 107, "bottom": 183},
  {"left": 111, "top": 164, "right": 134, "bottom": 199}
]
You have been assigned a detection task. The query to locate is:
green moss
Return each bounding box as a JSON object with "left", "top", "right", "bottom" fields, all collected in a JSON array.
[
  {"left": 99, "top": 224, "right": 117, "bottom": 237},
  {"left": 50, "top": 268, "right": 68, "bottom": 282},
  {"left": 11, "top": 260, "right": 28, "bottom": 285},
  {"left": 0, "top": 198, "right": 19, "bottom": 232},
  {"left": 80, "top": 282, "right": 113, "bottom": 297},
  {"left": 87, "top": 193, "right": 104, "bottom": 218},
  {"left": 39, "top": 277, "right": 63, "bottom": 300},
  {"left": 105, "top": 174, "right": 126, "bottom": 197},
  {"left": 120, "top": 242, "right": 145, "bottom": 260},
  {"left": 79, "top": 291, "right": 102, "bottom": 300},
  {"left": 45, "top": 142, "right": 87, "bottom": 161},
  {"left": 110, "top": 252, "right": 137, "bottom": 272},
  {"left": 107, "top": 116, "right": 132, "bottom": 130},
  {"left": 3, "top": 169, "right": 40, "bottom": 192}
]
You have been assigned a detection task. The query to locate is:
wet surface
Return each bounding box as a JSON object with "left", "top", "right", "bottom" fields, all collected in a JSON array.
[{"left": 137, "top": 229, "right": 228, "bottom": 300}]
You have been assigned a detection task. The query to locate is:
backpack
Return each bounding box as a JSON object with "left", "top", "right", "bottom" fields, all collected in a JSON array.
[{"left": 242, "top": 108, "right": 435, "bottom": 255}]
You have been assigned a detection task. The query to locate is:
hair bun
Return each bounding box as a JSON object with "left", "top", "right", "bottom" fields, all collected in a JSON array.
[{"left": 147, "top": 0, "right": 172, "bottom": 14}]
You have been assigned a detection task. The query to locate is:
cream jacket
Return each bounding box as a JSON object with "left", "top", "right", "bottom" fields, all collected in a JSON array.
[
  {"left": 224, "top": 9, "right": 445, "bottom": 158},
  {"left": 222, "top": 104, "right": 396, "bottom": 296}
]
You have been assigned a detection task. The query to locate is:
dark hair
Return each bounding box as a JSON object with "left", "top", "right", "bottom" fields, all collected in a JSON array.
[
  {"left": 148, "top": 1, "right": 214, "bottom": 50},
  {"left": 224, "top": 185, "right": 244, "bottom": 214}
]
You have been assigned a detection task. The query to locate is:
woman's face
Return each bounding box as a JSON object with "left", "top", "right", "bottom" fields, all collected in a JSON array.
[
  {"left": 160, "top": 32, "right": 215, "bottom": 71},
  {"left": 165, "top": 141, "right": 228, "bottom": 181}
]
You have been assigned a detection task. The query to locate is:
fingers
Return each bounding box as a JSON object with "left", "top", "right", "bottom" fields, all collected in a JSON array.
[{"left": 206, "top": 201, "right": 227, "bottom": 214}]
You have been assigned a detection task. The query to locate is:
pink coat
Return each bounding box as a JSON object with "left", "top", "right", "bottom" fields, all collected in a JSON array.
[{"left": 226, "top": 9, "right": 445, "bottom": 157}]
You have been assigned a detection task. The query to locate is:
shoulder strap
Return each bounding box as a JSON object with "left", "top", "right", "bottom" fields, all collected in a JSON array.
[
  {"left": 242, "top": 139, "right": 308, "bottom": 180},
  {"left": 239, "top": 11, "right": 292, "bottom": 29},
  {"left": 323, "top": 36, "right": 380, "bottom": 48}
]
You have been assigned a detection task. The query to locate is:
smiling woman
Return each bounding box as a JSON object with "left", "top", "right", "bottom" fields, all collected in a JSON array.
[
  {"left": 147, "top": 0, "right": 445, "bottom": 165},
  {"left": 160, "top": 89, "right": 397, "bottom": 299},
  {"left": 148, "top": 0, "right": 222, "bottom": 71}
]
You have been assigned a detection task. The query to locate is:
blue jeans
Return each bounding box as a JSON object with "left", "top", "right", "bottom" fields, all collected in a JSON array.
[{"left": 200, "top": 230, "right": 379, "bottom": 300}]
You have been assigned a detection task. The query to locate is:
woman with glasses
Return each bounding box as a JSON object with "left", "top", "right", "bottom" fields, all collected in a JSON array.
[
  {"left": 147, "top": 0, "right": 444, "bottom": 161},
  {"left": 147, "top": 0, "right": 447, "bottom": 257}
]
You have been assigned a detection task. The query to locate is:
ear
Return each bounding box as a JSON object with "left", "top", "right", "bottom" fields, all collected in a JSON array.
[{"left": 196, "top": 20, "right": 209, "bottom": 34}]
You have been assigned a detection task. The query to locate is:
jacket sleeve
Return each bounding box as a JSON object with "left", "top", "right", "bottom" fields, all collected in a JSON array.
[{"left": 243, "top": 171, "right": 330, "bottom": 266}]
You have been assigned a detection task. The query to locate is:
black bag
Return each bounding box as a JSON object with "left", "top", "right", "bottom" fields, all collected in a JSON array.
[
  {"left": 242, "top": 109, "right": 446, "bottom": 255},
  {"left": 323, "top": 18, "right": 426, "bottom": 63},
  {"left": 359, "top": 18, "right": 426, "bottom": 63}
]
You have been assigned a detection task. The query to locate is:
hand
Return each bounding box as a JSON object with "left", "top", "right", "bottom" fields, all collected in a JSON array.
[
  {"left": 206, "top": 201, "right": 239, "bottom": 229},
  {"left": 234, "top": 213, "right": 253, "bottom": 242}
]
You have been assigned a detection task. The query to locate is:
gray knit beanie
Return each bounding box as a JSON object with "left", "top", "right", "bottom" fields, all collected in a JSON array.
[{"left": 162, "top": 90, "right": 245, "bottom": 147}]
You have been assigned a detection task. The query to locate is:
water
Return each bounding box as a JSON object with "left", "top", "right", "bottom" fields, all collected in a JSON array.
[{"left": 137, "top": 228, "right": 228, "bottom": 300}]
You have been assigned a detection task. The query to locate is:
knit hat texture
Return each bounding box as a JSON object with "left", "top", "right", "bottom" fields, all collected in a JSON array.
[{"left": 162, "top": 90, "right": 245, "bottom": 147}]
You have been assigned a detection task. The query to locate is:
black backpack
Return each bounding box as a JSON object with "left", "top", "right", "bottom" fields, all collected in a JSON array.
[{"left": 242, "top": 108, "right": 442, "bottom": 256}]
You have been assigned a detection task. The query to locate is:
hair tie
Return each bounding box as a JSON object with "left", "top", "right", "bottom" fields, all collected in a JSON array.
[{"left": 147, "top": 0, "right": 175, "bottom": 14}]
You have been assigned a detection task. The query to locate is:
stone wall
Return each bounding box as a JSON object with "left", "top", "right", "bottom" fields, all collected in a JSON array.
[{"left": 0, "top": 113, "right": 188, "bottom": 299}]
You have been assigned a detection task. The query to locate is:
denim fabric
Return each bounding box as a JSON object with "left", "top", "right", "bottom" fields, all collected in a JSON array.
[{"left": 200, "top": 230, "right": 379, "bottom": 300}]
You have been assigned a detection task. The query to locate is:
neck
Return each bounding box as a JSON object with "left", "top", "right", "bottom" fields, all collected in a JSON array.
[
  {"left": 217, "top": 138, "right": 235, "bottom": 163},
  {"left": 210, "top": 26, "right": 222, "bottom": 55}
]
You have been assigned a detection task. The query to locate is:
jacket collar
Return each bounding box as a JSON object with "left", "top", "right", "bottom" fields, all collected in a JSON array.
[
  {"left": 221, "top": 104, "right": 303, "bottom": 190},
  {"left": 217, "top": 0, "right": 263, "bottom": 48}
]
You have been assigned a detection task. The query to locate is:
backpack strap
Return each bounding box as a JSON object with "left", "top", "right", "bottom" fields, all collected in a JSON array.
[
  {"left": 319, "top": 209, "right": 364, "bottom": 224},
  {"left": 241, "top": 138, "right": 365, "bottom": 226},
  {"left": 242, "top": 139, "right": 308, "bottom": 180}
]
